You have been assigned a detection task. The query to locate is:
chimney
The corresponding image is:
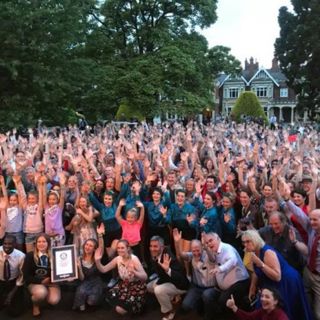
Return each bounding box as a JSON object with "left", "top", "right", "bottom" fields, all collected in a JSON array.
[
  {"left": 271, "top": 57, "right": 279, "bottom": 71},
  {"left": 244, "top": 57, "right": 259, "bottom": 76}
]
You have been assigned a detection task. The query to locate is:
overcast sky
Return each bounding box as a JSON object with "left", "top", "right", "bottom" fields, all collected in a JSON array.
[{"left": 201, "top": 0, "right": 293, "bottom": 69}]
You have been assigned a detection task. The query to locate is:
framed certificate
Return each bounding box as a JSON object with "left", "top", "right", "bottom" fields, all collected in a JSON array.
[{"left": 51, "top": 244, "right": 78, "bottom": 282}]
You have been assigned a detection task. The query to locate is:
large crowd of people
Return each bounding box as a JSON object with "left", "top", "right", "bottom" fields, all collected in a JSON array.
[{"left": 0, "top": 119, "right": 319, "bottom": 320}]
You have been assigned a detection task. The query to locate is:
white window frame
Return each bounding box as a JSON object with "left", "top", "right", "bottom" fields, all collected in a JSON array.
[
  {"left": 255, "top": 86, "right": 268, "bottom": 97},
  {"left": 280, "top": 88, "right": 288, "bottom": 98},
  {"left": 229, "top": 87, "right": 239, "bottom": 99}
]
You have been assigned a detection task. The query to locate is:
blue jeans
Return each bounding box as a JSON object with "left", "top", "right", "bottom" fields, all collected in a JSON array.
[{"left": 182, "top": 285, "right": 215, "bottom": 318}]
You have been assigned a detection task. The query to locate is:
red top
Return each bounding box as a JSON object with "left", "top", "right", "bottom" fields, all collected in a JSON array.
[
  {"left": 235, "top": 307, "right": 289, "bottom": 320},
  {"left": 290, "top": 204, "right": 308, "bottom": 244}
]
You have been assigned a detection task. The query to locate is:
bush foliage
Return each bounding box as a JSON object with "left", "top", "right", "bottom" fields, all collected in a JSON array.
[
  {"left": 115, "top": 103, "right": 145, "bottom": 122},
  {"left": 231, "top": 91, "right": 268, "bottom": 123}
]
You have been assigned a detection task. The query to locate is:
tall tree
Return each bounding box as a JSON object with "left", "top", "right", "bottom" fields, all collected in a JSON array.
[
  {"left": 275, "top": 0, "right": 320, "bottom": 118},
  {"left": 85, "top": 0, "right": 241, "bottom": 119},
  {"left": 0, "top": 0, "right": 98, "bottom": 129}
]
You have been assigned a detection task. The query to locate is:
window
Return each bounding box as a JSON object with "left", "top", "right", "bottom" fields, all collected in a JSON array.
[
  {"left": 229, "top": 88, "right": 239, "bottom": 98},
  {"left": 255, "top": 87, "right": 268, "bottom": 97},
  {"left": 280, "top": 88, "right": 288, "bottom": 98}
]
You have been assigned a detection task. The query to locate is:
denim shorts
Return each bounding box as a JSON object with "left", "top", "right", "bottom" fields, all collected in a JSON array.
[
  {"left": 25, "top": 232, "right": 42, "bottom": 244},
  {"left": 6, "top": 231, "right": 25, "bottom": 245}
]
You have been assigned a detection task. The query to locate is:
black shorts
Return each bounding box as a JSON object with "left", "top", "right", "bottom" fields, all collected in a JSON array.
[
  {"left": 172, "top": 224, "right": 197, "bottom": 241},
  {"left": 103, "top": 228, "right": 122, "bottom": 247},
  {"left": 148, "top": 226, "right": 171, "bottom": 245}
]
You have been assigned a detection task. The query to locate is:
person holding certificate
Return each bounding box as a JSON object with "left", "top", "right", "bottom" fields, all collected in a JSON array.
[
  {"left": 95, "top": 226, "right": 148, "bottom": 315},
  {"left": 22, "top": 234, "right": 61, "bottom": 317}
]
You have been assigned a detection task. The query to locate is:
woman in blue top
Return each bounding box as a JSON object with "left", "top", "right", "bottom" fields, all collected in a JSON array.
[
  {"left": 144, "top": 187, "right": 170, "bottom": 245},
  {"left": 167, "top": 189, "right": 198, "bottom": 277},
  {"left": 219, "top": 192, "right": 237, "bottom": 247},
  {"left": 242, "top": 230, "right": 313, "bottom": 320},
  {"left": 89, "top": 191, "right": 121, "bottom": 257},
  {"left": 198, "top": 191, "right": 221, "bottom": 236}
]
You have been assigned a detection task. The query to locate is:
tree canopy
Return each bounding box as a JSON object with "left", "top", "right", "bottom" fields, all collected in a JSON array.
[
  {"left": 0, "top": 0, "right": 241, "bottom": 129},
  {"left": 275, "top": 0, "right": 320, "bottom": 118},
  {"left": 231, "top": 91, "right": 268, "bottom": 123}
]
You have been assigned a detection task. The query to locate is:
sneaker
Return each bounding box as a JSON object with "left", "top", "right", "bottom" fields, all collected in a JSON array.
[{"left": 162, "top": 311, "right": 175, "bottom": 320}]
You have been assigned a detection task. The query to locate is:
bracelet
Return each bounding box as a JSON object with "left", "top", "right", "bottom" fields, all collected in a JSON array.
[{"left": 98, "top": 233, "right": 104, "bottom": 238}]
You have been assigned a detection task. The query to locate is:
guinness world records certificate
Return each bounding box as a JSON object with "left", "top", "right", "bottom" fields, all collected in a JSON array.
[{"left": 51, "top": 244, "right": 78, "bottom": 282}]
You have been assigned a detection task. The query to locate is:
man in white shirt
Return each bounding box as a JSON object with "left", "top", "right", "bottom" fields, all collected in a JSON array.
[
  {"left": 203, "top": 232, "right": 250, "bottom": 317},
  {"left": 0, "top": 234, "right": 25, "bottom": 316}
]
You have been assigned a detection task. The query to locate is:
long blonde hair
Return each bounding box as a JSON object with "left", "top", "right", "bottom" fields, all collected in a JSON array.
[{"left": 33, "top": 233, "right": 51, "bottom": 264}]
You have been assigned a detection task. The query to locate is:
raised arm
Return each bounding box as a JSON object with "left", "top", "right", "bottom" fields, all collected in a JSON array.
[
  {"left": 115, "top": 199, "right": 126, "bottom": 224},
  {"left": 94, "top": 247, "right": 117, "bottom": 273},
  {"left": 136, "top": 201, "right": 145, "bottom": 225}
]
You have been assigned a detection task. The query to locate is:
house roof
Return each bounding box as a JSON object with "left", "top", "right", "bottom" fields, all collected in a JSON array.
[{"left": 218, "top": 67, "right": 288, "bottom": 87}]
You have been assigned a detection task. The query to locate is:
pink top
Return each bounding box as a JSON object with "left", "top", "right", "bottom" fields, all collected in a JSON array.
[
  {"left": 23, "top": 204, "right": 43, "bottom": 233},
  {"left": 120, "top": 220, "right": 142, "bottom": 245}
]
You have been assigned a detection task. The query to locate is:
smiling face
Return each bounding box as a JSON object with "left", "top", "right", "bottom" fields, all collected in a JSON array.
[
  {"left": 149, "top": 240, "right": 163, "bottom": 258},
  {"left": 204, "top": 194, "right": 214, "bottom": 208},
  {"left": 48, "top": 193, "right": 58, "bottom": 207},
  {"left": 260, "top": 289, "right": 279, "bottom": 313},
  {"left": 204, "top": 234, "right": 220, "bottom": 253},
  {"left": 240, "top": 191, "right": 250, "bottom": 207},
  {"left": 152, "top": 190, "right": 161, "bottom": 203},
  {"left": 309, "top": 210, "right": 320, "bottom": 232},
  {"left": 221, "top": 196, "right": 232, "bottom": 210},
  {"left": 36, "top": 236, "right": 49, "bottom": 253},
  {"left": 117, "top": 241, "right": 129, "bottom": 257},
  {"left": 176, "top": 191, "right": 186, "bottom": 206},
  {"left": 262, "top": 185, "right": 272, "bottom": 198},
  {"left": 9, "top": 194, "right": 18, "bottom": 207},
  {"left": 292, "top": 192, "right": 305, "bottom": 207},
  {"left": 83, "top": 239, "right": 96, "bottom": 256},
  {"left": 3, "top": 237, "right": 15, "bottom": 255},
  {"left": 191, "top": 242, "right": 202, "bottom": 260},
  {"left": 79, "top": 197, "right": 88, "bottom": 209},
  {"left": 269, "top": 214, "right": 284, "bottom": 234},
  {"left": 103, "top": 194, "right": 113, "bottom": 207}
]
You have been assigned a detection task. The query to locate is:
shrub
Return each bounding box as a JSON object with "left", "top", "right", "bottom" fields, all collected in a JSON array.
[
  {"left": 231, "top": 91, "right": 268, "bottom": 124},
  {"left": 115, "top": 103, "right": 145, "bottom": 122}
]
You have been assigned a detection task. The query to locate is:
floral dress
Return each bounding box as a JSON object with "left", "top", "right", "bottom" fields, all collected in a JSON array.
[{"left": 107, "top": 255, "right": 147, "bottom": 314}]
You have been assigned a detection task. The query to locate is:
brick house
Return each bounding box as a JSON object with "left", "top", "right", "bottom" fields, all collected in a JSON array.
[{"left": 215, "top": 57, "right": 297, "bottom": 123}]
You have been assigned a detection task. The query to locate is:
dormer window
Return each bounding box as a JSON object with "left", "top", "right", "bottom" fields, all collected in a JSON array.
[{"left": 280, "top": 88, "right": 288, "bottom": 98}]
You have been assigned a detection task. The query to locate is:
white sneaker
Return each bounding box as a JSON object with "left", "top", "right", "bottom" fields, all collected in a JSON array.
[{"left": 162, "top": 311, "right": 175, "bottom": 320}]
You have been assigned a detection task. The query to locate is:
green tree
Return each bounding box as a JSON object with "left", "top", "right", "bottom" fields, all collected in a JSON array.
[
  {"left": 0, "top": 0, "right": 98, "bottom": 129},
  {"left": 88, "top": 0, "right": 241, "bottom": 119},
  {"left": 275, "top": 0, "right": 320, "bottom": 119},
  {"left": 231, "top": 91, "right": 268, "bottom": 123}
]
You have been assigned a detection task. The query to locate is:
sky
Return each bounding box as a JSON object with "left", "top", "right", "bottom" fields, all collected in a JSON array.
[{"left": 201, "top": 0, "right": 293, "bottom": 69}]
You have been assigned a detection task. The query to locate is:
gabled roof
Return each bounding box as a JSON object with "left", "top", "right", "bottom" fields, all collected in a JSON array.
[
  {"left": 248, "top": 69, "right": 280, "bottom": 87},
  {"left": 217, "top": 74, "right": 249, "bottom": 88}
]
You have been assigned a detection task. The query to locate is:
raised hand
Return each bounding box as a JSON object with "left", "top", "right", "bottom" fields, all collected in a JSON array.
[
  {"left": 159, "top": 205, "right": 167, "bottom": 216},
  {"left": 97, "top": 223, "right": 105, "bottom": 235},
  {"left": 186, "top": 214, "right": 195, "bottom": 224},
  {"left": 226, "top": 294, "right": 236, "bottom": 310},
  {"left": 200, "top": 217, "right": 208, "bottom": 226},
  {"left": 172, "top": 228, "right": 182, "bottom": 242},
  {"left": 119, "top": 199, "right": 126, "bottom": 207},
  {"left": 135, "top": 201, "right": 143, "bottom": 208},
  {"left": 158, "top": 253, "right": 171, "bottom": 273},
  {"left": 94, "top": 247, "right": 103, "bottom": 261}
]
